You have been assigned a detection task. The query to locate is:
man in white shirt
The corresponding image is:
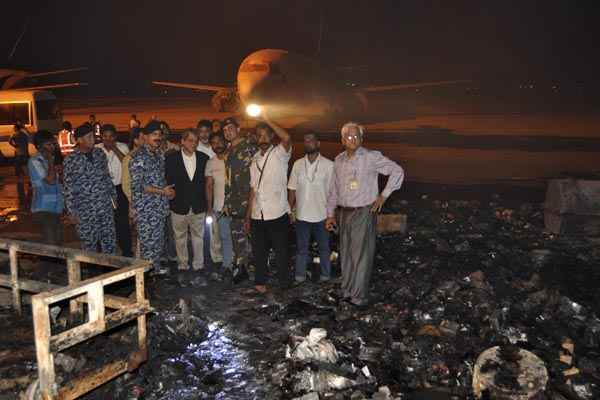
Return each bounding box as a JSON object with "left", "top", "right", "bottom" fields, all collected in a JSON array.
[
  {"left": 97, "top": 124, "right": 133, "bottom": 257},
  {"left": 205, "top": 132, "right": 233, "bottom": 271},
  {"left": 288, "top": 132, "right": 334, "bottom": 283},
  {"left": 247, "top": 115, "right": 292, "bottom": 293},
  {"left": 196, "top": 119, "right": 216, "bottom": 159}
]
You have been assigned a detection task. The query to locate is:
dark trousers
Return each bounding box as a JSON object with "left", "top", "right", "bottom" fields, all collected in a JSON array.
[
  {"left": 114, "top": 185, "right": 133, "bottom": 257},
  {"left": 14, "top": 155, "right": 28, "bottom": 177},
  {"left": 251, "top": 214, "right": 290, "bottom": 286},
  {"left": 32, "top": 211, "right": 63, "bottom": 246},
  {"left": 295, "top": 219, "right": 331, "bottom": 280}
]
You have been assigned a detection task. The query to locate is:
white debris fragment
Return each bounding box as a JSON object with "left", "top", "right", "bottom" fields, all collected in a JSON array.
[
  {"left": 287, "top": 328, "right": 338, "bottom": 363},
  {"left": 372, "top": 386, "right": 392, "bottom": 400},
  {"left": 361, "top": 365, "right": 371, "bottom": 378}
]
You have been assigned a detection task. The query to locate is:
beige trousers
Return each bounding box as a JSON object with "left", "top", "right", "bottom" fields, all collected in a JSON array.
[{"left": 171, "top": 210, "right": 206, "bottom": 270}]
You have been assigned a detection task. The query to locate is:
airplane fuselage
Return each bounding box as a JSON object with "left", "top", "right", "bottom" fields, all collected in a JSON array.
[{"left": 235, "top": 49, "right": 365, "bottom": 118}]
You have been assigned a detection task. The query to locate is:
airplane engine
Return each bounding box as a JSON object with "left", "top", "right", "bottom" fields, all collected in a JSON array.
[{"left": 211, "top": 88, "right": 240, "bottom": 112}]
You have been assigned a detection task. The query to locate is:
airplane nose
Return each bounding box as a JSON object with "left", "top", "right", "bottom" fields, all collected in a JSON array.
[{"left": 237, "top": 63, "right": 269, "bottom": 104}]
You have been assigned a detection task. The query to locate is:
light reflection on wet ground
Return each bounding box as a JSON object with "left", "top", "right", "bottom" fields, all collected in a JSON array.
[{"left": 144, "top": 315, "right": 264, "bottom": 400}]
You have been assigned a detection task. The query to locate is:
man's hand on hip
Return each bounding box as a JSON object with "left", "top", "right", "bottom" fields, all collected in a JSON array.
[{"left": 370, "top": 195, "right": 387, "bottom": 213}]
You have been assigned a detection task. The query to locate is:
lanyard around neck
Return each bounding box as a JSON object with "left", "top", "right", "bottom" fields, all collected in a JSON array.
[
  {"left": 257, "top": 147, "right": 274, "bottom": 189},
  {"left": 304, "top": 155, "right": 320, "bottom": 182}
]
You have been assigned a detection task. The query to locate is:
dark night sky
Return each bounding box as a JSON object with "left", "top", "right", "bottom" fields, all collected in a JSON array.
[{"left": 2, "top": 1, "right": 598, "bottom": 94}]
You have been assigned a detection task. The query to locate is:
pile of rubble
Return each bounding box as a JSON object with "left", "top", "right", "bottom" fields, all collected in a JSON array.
[
  {"left": 2, "top": 190, "right": 600, "bottom": 399},
  {"left": 257, "top": 195, "right": 600, "bottom": 399}
]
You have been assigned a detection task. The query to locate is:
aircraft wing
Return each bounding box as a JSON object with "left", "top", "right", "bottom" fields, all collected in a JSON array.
[
  {"left": 14, "top": 82, "right": 88, "bottom": 91},
  {"left": 152, "top": 81, "right": 230, "bottom": 92},
  {"left": 363, "top": 80, "right": 471, "bottom": 92},
  {"left": 26, "top": 67, "right": 87, "bottom": 78}
]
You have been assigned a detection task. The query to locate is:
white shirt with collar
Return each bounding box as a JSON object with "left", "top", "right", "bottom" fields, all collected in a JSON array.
[
  {"left": 96, "top": 142, "right": 130, "bottom": 185},
  {"left": 197, "top": 142, "right": 215, "bottom": 159},
  {"left": 250, "top": 144, "right": 291, "bottom": 221},
  {"left": 181, "top": 150, "right": 197, "bottom": 181},
  {"left": 205, "top": 156, "right": 226, "bottom": 211},
  {"left": 288, "top": 153, "right": 334, "bottom": 223}
]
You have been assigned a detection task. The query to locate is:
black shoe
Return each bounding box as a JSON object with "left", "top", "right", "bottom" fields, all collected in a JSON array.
[
  {"left": 232, "top": 264, "right": 249, "bottom": 284},
  {"left": 222, "top": 268, "right": 233, "bottom": 285},
  {"left": 350, "top": 299, "right": 369, "bottom": 309}
]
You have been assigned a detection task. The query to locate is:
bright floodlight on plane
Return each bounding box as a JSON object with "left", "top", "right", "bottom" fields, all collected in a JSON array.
[
  {"left": 246, "top": 103, "right": 262, "bottom": 117},
  {"left": 206, "top": 215, "right": 213, "bottom": 225}
]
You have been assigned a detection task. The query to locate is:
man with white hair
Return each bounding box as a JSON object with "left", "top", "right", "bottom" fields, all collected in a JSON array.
[{"left": 326, "top": 122, "right": 404, "bottom": 306}]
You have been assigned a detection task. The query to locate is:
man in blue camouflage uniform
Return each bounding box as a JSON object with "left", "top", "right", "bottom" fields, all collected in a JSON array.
[
  {"left": 222, "top": 117, "right": 257, "bottom": 272},
  {"left": 63, "top": 124, "right": 117, "bottom": 253},
  {"left": 129, "top": 121, "right": 175, "bottom": 270}
]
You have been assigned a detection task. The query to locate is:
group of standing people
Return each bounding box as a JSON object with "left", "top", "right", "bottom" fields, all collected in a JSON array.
[{"left": 26, "top": 113, "right": 404, "bottom": 306}]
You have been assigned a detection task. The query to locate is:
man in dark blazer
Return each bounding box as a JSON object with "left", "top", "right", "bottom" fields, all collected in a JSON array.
[{"left": 165, "top": 129, "right": 209, "bottom": 271}]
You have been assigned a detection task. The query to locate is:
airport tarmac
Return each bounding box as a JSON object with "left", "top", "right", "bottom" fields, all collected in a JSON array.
[{"left": 60, "top": 95, "right": 600, "bottom": 185}]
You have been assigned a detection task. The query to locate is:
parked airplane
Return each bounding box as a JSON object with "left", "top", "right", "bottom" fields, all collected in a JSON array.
[{"left": 154, "top": 48, "right": 467, "bottom": 119}]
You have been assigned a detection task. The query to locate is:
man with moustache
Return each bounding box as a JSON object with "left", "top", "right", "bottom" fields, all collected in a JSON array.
[
  {"left": 130, "top": 121, "right": 175, "bottom": 271},
  {"left": 222, "top": 117, "right": 257, "bottom": 278},
  {"left": 205, "top": 132, "right": 233, "bottom": 272},
  {"left": 326, "top": 122, "right": 404, "bottom": 307},
  {"left": 166, "top": 129, "right": 209, "bottom": 271},
  {"left": 121, "top": 127, "right": 145, "bottom": 203},
  {"left": 97, "top": 124, "right": 133, "bottom": 257},
  {"left": 247, "top": 115, "right": 292, "bottom": 293},
  {"left": 288, "top": 132, "right": 334, "bottom": 283},
  {"left": 196, "top": 119, "right": 216, "bottom": 159},
  {"left": 63, "top": 124, "right": 117, "bottom": 253}
]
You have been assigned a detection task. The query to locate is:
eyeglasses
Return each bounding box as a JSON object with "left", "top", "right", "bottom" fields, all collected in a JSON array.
[{"left": 342, "top": 134, "right": 360, "bottom": 140}]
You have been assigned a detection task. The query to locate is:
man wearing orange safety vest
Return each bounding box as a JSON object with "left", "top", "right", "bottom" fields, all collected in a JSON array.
[{"left": 58, "top": 121, "right": 76, "bottom": 156}]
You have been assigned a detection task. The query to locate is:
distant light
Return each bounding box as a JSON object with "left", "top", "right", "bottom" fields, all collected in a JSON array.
[
  {"left": 206, "top": 215, "right": 213, "bottom": 225},
  {"left": 246, "top": 104, "right": 262, "bottom": 117}
]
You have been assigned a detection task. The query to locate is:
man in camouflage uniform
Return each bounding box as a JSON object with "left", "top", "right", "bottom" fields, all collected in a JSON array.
[
  {"left": 63, "top": 124, "right": 116, "bottom": 253},
  {"left": 222, "top": 117, "right": 257, "bottom": 271},
  {"left": 129, "top": 121, "right": 175, "bottom": 270}
]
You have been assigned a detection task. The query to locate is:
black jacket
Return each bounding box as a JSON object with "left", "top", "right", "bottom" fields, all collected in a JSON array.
[{"left": 165, "top": 150, "right": 209, "bottom": 214}]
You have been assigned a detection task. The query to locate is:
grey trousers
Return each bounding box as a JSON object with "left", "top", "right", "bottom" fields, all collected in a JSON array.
[{"left": 339, "top": 207, "right": 377, "bottom": 305}]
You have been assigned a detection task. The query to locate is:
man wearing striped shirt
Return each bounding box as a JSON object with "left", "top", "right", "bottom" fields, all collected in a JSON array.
[{"left": 326, "top": 122, "right": 404, "bottom": 307}]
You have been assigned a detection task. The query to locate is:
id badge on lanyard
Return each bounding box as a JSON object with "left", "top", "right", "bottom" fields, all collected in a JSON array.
[{"left": 349, "top": 168, "right": 359, "bottom": 190}]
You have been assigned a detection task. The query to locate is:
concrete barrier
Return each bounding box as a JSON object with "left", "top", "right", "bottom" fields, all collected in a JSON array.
[{"left": 377, "top": 214, "right": 408, "bottom": 235}]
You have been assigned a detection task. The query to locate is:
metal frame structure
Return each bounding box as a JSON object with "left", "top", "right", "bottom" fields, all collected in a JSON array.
[{"left": 0, "top": 239, "right": 152, "bottom": 400}]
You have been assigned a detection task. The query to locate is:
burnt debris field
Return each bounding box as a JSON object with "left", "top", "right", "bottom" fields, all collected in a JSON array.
[{"left": 1, "top": 185, "right": 599, "bottom": 399}]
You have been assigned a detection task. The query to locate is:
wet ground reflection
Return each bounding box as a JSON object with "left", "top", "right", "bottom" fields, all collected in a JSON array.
[{"left": 156, "top": 321, "right": 258, "bottom": 400}]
